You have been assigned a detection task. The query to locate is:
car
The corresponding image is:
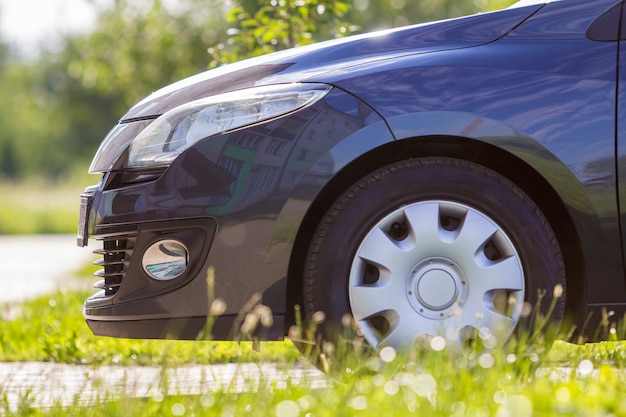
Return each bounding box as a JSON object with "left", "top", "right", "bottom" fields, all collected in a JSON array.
[{"left": 78, "top": 0, "right": 626, "bottom": 355}]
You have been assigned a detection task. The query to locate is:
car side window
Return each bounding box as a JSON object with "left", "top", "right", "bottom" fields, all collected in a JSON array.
[{"left": 587, "top": 3, "right": 621, "bottom": 41}]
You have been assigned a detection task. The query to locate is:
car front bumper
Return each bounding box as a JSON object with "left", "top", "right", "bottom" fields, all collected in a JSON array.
[{"left": 78, "top": 87, "right": 394, "bottom": 340}]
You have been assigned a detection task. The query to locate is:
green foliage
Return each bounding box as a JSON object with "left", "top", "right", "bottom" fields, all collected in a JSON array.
[
  {"left": 346, "top": 0, "right": 517, "bottom": 29},
  {"left": 0, "top": 0, "right": 516, "bottom": 181},
  {"left": 2, "top": 280, "right": 626, "bottom": 415},
  {"left": 0, "top": 0, "right": 227, "bottom": 180},
  {"left": 0, "top": 53, "right": 118, "bottom": 179},
  {"left": 3, "top": 327, "right": 626, "bottom": 415},
  {"left": 63, "top": 0, "right": 227, "bottom": 113},
  {"left": 211, "top": 0, "right": 352, "bottom": 65},
  {"left": 2, "top": 281, "right": 626, "bottom": 367}
]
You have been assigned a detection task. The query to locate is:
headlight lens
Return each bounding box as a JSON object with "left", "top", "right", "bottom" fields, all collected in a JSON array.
[
  {"left": 128, "top": 83, "right": 332, "bottom": 168},
  {"left": 89, "top": 120, "right": 153, "bottom": 173}
]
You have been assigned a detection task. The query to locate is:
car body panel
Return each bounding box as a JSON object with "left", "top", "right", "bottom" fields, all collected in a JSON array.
[
  {"left": 318, "top": 35, "right": 624, "bottom": 304},
  {"left": 617, "top": 18, "right": 626, "bottom": 308},
  {"left": 121, "top": 4, "right": 543, "bottom": 121}
]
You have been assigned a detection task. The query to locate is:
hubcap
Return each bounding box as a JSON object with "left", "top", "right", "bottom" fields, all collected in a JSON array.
[
  {"left": 407, "top": 258, "right": 468, "bottom": 318},
  {"left": 417, "top": 268, "right": 455, "bottom": 309},
  {"left": 348, "top": 200, "right": 524, "bottom": 350}
]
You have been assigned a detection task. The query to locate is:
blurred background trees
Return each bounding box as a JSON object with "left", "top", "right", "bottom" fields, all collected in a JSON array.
[{"left": 0, "top": 0, "right": 514, "bottom": 181}]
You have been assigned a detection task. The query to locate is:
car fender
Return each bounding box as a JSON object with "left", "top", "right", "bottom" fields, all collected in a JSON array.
[{"left": 387, "top": 110, "right": 596, "bottom": 216}]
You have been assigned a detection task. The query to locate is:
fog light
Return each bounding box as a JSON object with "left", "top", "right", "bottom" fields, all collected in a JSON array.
[{"left": 142, "top": 239, "right": 189, "bottom": 280}]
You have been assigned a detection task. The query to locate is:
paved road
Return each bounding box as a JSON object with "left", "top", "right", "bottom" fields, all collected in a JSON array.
[
  {"left": 0, "top": 234, "right": 94, "bottom": 302},
  {"left": 0, "top": 361, "right": 327, "bottom": 409}
]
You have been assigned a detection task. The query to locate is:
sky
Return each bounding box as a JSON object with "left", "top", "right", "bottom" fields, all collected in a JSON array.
[{"left": 0, "top": 0, "right": 106, "bottom": 57}]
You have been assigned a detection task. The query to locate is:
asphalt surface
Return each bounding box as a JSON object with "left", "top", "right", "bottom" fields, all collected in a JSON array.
[
  {"left": 0, "top": 234, "right": 93, "bottom": 303},
  {"left": 0, "top": 235, "right": 326, "bottom": 410},
  {"left": 0, "top": 361, "right": 326, "bottom": 409}
]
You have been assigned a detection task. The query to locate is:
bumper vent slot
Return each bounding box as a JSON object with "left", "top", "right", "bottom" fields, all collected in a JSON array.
[{"left": 93, "top": 234, "right": 136, "bottom": 296}]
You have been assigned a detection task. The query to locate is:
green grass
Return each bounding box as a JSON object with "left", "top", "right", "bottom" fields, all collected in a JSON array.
[
  {"left": 65, "top": 360, "right": 623, "bottom": 417},
  {"left": 2, "top": 289, "right": 626, "bottom": 415},
  {"left": 2, "top": 312, "right": 626, "bottom": 416},
  {"left": 0, "top": 289, "right": 299, "bottom": 365},
  {"left": 0, "top": 177, "right": 93, "bottom": 235}
]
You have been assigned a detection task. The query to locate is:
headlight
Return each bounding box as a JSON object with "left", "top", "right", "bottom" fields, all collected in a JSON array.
[
  {"left": 127, "top": 83, "right": 332, "bottom": 168},
  {"left": 89, "top": 120, "right": 153, "bottom": 173}
]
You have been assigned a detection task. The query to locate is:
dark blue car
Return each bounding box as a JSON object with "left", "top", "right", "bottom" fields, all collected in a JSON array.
[{"left": 78, "top": 0, "right": 626, "bottom": 353}]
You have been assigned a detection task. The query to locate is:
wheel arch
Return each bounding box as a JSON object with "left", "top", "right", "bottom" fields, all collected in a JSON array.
[{"left": 285, "top": 135, "right": 585, "bottom": 330}]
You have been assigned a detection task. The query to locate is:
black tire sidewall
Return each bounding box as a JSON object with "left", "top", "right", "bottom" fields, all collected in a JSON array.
[{"left": 303, "top": 157, "right": 565, "bottom": 342}]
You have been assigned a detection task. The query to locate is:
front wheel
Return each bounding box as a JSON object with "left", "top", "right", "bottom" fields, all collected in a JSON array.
[{"left": 302, "top": 157, "right": 565, "bottom": 351}]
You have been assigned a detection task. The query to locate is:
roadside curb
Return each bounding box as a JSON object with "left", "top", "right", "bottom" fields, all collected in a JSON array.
[{"left": 0, "top": 361, "right": 327, "bottom": 409}]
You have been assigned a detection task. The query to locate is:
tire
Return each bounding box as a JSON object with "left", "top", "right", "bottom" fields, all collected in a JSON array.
[{"left": 302, "top": 157, "right": 566, "bottom": 352}]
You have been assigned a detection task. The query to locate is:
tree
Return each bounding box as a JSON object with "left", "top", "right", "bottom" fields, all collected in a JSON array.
[
  {"left": 0, "top": 0, "right": 233, "bottom": 179},
  {"left": 208, "top": 0, "right": 516, "bottom": 66},
  {"left": 0, "top": 0, "right": 517, "bottom": 180},
  {"left": 209, "top": 0, "right": 352, "bottom": 65},
  {"left": 62, "top": 0, "right": 230, "bottom": 114},
  {"left": 346, "top": 0, "right": 517, "bottom": 31}
]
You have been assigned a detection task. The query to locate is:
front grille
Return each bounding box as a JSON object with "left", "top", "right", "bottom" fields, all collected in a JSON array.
[{"left": 93, "top": 234, "right": 136, "bottom": 296}]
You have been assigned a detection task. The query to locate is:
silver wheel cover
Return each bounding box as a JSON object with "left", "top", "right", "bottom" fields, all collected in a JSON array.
[{"left": 348, "top": 200, "right": 525, "bottom": 349}]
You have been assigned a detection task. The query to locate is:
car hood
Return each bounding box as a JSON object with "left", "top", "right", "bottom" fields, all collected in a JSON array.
[{"left": 121, "top": 3, "right": 544, "bottom": 121}]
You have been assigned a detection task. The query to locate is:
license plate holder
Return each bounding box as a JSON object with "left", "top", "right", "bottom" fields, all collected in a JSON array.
[{"left": 77, "top": 194, "right": 92, "bottom": 247}]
